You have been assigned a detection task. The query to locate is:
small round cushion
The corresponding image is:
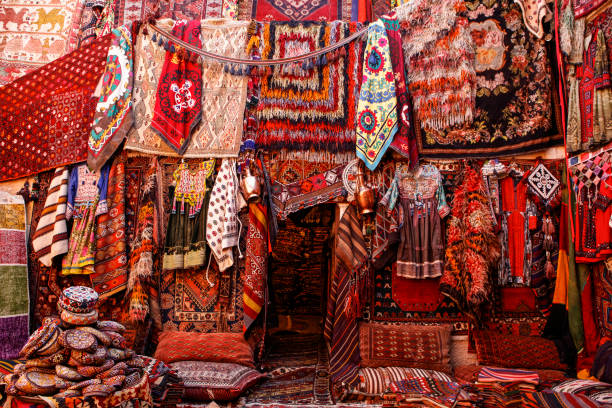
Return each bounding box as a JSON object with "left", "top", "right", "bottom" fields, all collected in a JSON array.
[
  {"left": 67, "top": 378, "right": 101, "bottom": 390},
  {"left": 25, "top": 349, "right": 70, "bottom": 368},
  {"left": 54, "top": 389, "right": 81, "bottom": 398},
  {"left": 55, "top": 364, "right": 85, "bottom": 381},
  {"left": 76, "top": 359, "right": 114, "bottom": 377},
  {"left": 71, "top": 346, "right": 108, "bottom": 366},
  {"left": 102, "top": 375, "right": 125, "bottom": 388},
  {"left": 96, "top": 320, "right": 126, "bottom": 333},
  {"left": 15, "top": 371, "right": 58, "bottom": 395},
  {"left": 59, "top": 329, "right": 98, "bottom": 351},
  {"left": 19, "top": 319, "right": 60, "bottom": 358},
  {"left": 36, "top": 328, "right": 62, "bottom": 356},
  {"left": 82, "top": 383, "right": 114, "bottom": 397},
  {"left": 59, "top": 286, "right": 99, "bottom": 314},
  {"left": 104, "top": 331, "right": 127, "bottom": 349},
  {"left": 60, "top": 309, "right": 98, "bottom": 326},
  {"left": 75, "top": 327, "right": 111, "bottom": 347}
]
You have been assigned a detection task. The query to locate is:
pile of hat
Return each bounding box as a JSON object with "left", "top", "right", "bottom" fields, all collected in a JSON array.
[{"left": 4, "top": 286, "right": 145, "bottom": 399}]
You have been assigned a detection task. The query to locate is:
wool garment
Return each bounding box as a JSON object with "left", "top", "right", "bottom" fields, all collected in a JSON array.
[
  {"left": 355, "top": 20, "right": 398, "bottom": 171},
  {"left": 32, "top": 167, "right": 69, "bottom": 267},
  {"left": 66, "top": 162, "right": 111, "bottom": 220},
  {"left": 88, "top": 24, "right": 134, "bottom": 172},
  {"left": 207, "top": 159, "right": 240, "bottom": 272}
]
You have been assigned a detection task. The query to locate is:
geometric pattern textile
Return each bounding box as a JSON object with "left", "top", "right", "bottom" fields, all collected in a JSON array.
[
  {"left": 249, "top": 0, "right": 347, "bottom": 21},
  {"left": 0, "top": 34, "right": 112, "bottom": 181},
  {"left": 351, "top": 367, "right": 454, "bottom": 396},
  {"left": 0, "top": 192, "right": 29, "bottom": 359},
  {"left": 522, "top": 391, "right": 604, "bottom": 408},
  {"left": 595, "top": 261, "right": 612, "bottom": 338}
]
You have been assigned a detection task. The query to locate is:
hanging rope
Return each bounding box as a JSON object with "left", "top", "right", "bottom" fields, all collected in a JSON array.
[{"left": 147, "top": 22, "right": 368, "bottom": 66}]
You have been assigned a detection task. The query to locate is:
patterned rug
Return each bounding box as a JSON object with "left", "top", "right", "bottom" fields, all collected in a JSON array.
[
  {"left": 372, "top": 263, "right": 468, "bottom": 333},
  {"left": 416, "top": 0, "right": 563, "bottom": 158},
  {"left": 247, "top": 0, "right": 350, "bottom": 21},
  {"left": 0, "top": 0, "right": 83, "bottom": 86},
  {"left": 595, "top": 262, "right": 612, "bottom": 338},
  {"left": 255, "top": 21, "right": 361, "bottom": 159},
  {"left": 0, "top": 192, "right": 29, "bottom": 359}
]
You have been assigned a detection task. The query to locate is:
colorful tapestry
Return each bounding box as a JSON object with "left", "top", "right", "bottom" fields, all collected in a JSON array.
[
  {"left": 91, "top": 155, "right": 128, "bottom": 299},
  {"left": 355, "top": 20, "right": 397, "bottom": 171},
  {"left": 244, "top": 203, "right": 268, "bottom": 330},
  {"left": 255, "top": 21, "right": 360, "bottom": 158},
  {"left": 0, "top": 0, "right": 83, "bottom": 86},
  {"left": 522, "top": 391, "right": 603, "bottom": 408},
  {"left": 440, "top": 165, "right": 500, "bottom": 317},
  {"left": 0, "top": 34, "right": 111, "bottom": 182},
  {"left": 151, "top": 20, "right": 203, "bottom": 154},
  {"left": 31, "top": 167, "right": 69, "bottom": 267},
  {"left": 389, "top": 377, "right": 470, "bottom": 406},
  {"left": 78, "top": 0, "right": 105, "bottom": 47},
  {"left": 248, "top": 0, "right": 348, "bottom": 21},
  {"left": 271, "top": 163, "right": 349, "bottom": 219},
  {"left": 0, "top": 192, "right": 29, "bottom": 359},
  {"left": 595, "top": 261, "right": 612, "bottom": 338},
  {"left": 324, "top": 205, "right": 368, "bottom": 391},
  {"left": 573, "top": 0, "right": 607, "bottom": 17},
  {"left": 140, "top": 0, "right": 238, "bottom": 20},
  {"left": 352, "top": 366, "right": 454, "bottom": 396},
  {"left": 88, "top": 24, "right": 134, "bottom": 172},
  {"left": 396, "top": 0, "right": 476, "bottom": 133},
  {"left": 415, "top": 0, "right": 562, "bottom": 158}
]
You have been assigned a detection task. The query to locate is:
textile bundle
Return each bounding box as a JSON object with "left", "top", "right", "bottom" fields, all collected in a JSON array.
[
  {"left": 396, "top": 0, "right": 476, "bottom": 132},
  {"left": 440, "top": 165, "right": 500, "bottom": 317},
  {"left": 31, "top": 167, "right": 70, "bottom": 267},
  {"left": 0, "top": 192, "right": 29, "bottom": 359},
  {"left": 0, "top": 34, "right": 112, "bottom": 182},
  {"left": 324, "top": 205, "right": 368, "bottom": 391},
  {"left": 87, "top": 24, "right": 134, "bottom": 171},
  {"left": 244, "top": 202, "right": 268, "bottom": 330},
  {"left": 255, "top": 21, "right": 361, "bottom": 158}
]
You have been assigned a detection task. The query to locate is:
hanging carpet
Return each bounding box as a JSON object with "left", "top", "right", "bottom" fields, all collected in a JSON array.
[
  {"left": 415, "top": 0, "right": 562, "bottom": 158},
  {"left": 246, "top": 0, "right": 350, "bottom": 21},
  {"left": 0, "top": 34, "right": 112, "bottom": 182}
]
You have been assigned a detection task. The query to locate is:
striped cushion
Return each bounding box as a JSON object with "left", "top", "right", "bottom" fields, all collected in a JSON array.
[{"left": 353, "top": 367, "right": 454, "bottom": 395}]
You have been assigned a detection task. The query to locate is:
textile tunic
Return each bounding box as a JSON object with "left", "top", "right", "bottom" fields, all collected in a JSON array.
[{"left": 383, "top": 163, "right": 450, "bottom": 278}]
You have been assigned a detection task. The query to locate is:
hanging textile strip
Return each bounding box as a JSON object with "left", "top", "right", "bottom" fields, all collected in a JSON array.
[
  {"left": 0, "top": 34, "right": 112, "bottom": 182},
  {"left": 244, "top": 203, "right": 268, "bottom": 330},
  {"left": 32, "top": 167, "right": 70, "bottom": 267},
  {"left": 0, "top": 192, "right": 29, "bottom": 359},
  {"left": 355, "top": 20, "right": 398, "bottom": 171},
  {"left": 91, "top": 155, "right": 128, "bottom": 299},
  {"left": 88, "top": 24, "right": 134, "bottom": 172},
  {"left": 271, "top": 162, "right": 351, "bottom": 219},
  {"left": 151, "top": 20, "right": 203, "bottom": 154},
  {"left": 256, "top": 21, "right": 361, "bottom": 157},
  {"left": 324, "top": 205, "right": 368, "bottom": 392},
  {"left": 249, "top": 0, "right": 348, "bottom": 21}
]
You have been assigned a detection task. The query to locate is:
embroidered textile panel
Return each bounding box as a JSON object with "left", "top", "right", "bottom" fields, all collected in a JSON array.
[
  {"left": 416, "top": 0, "right": 562, "bottom": 158},
  {"left": 248, "top": 0, "right": 350, "bottom": 21}
]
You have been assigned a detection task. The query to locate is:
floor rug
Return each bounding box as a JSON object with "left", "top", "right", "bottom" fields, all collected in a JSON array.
[
  {"left": 0, "top": 192, "right": 29, "bottom": 359},
  {"left": 416, "top": 0, "right": 563, "bottom": 158},
  {"left": 248, "top": 0, "right": 349, "bottom": 21}
]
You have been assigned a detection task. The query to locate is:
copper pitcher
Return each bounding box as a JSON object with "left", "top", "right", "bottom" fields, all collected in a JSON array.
[
  {"left": 355, "top": 169, "right": 375, "bottom": 215},
  {"left": 240, "top": 166, "right": 261, "bottom": 203}
]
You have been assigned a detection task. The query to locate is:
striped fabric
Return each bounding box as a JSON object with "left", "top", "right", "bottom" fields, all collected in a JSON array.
[
  {"left": 522, "top": 391, "right": 603, "bottom": 408},
  {"left": 356, "top": 367, "right": 454, "bottom": 395},
  {"left": 478, "top": 367, "right": 540, "bottom": 385},
  {"left": 31, "top": 167, "right": 69, "bottom": 266},
  {"left": 243, "top": 202, "right": 268, "bottom": 330},
  {"left": 325, "top": 205, "right": 368, "bottom": 390}
]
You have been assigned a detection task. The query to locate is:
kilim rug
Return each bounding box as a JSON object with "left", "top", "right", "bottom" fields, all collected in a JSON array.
[
  {"left": 0, "top": 192, "right": 29, "bottom": 359},
  {"left": 248, "top": 0, "right": 349, "bottom": 21},
  {"left": 0, "top": 34, "right": 112, "bottom": 182},
  {"left": 595, "top": 261, "right": 612, "bottom": 338},
  {"left": 0, "top": 0, "right": 83, "bottom": 85},
  {"left": 416, "top": 0, "right": 563, "bottom": 158},
  {"left": 255, "top": 21, "right": 361, "bottom": 160}
]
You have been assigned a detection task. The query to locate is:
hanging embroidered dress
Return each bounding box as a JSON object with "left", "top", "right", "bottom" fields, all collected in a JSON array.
[
  {"left": 62, "top": 163, "right": 111, "bottom": 275},
  {"left": 382, "top": 163, "right": 450, "bottom": 278},
  {"left": 163, "top": 160, "right": 215, "bottom": 270}
]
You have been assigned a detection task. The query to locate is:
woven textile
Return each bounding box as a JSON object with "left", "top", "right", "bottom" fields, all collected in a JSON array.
[
  {"left": 522, "top": 391, "right": 603, "bottom": 408},
  {"left": 359, "top": 322, "right": 452, "bottom": 373},
  {"left": 0, "top": 0, "right": 83, "bottom": 86},
  {"left": 255, "top": 21, "right": 360, "bottom": 156},
  {"left": 154, "top": 331, "right": 254, "bottom": 366},
  {"left": 171, "top": 361, "right": 264, "bottom": 401},
  {"left": 152, "top": 20, "right": 203, "bottom": 154},
  {"left": 351, "top": 367, "right": 454, "bottom": 396},
  {"left": 514, "top": 0, "right": 550, "bottom": 38},
  {"left": 478, "top": 367, "right": 540, "bottom": 385},
  {"left": 595, "top": 261, "right": 612, "bottom": 337},
  {"left": 355, "top": 20, "right": 397, "bottom": 171},
  {"left": 396, "top": 0, "right": 475, "bottom": 132},
  {"left": 88, "top": 25, "right": 134, "bottom": 172},
  {"left": 0, "top": 192, "right": 29, "bottom": 359},
  {"left": 416, "top": 0, "right": 562, "bottom": 158},
  {"left": 473, "top": 330, "right": 568, "bottom": 370},
  {"left": 553, "top": 379, "right": 612, "bottom": 405},
  {"left": 249, "top": 0, "right": 347, "bottom": 21},
  {"left": 244, "top": 203, "right": 268, "bottom": 330},
  {"left": 573, "top": 0, "right": 607, "bottom": 17},
  {"left": 0, "top": 34, "right": 111, "bottom": 182},
  {"left": 91, "top": 155, "right": 128, "bottom": 299},
  {"left": 31, "top": 167, "right": 69, "bottom": 267},
  {"left": 440, "top": 165, "right": 500, "bottom": 316},
  {"left": 389, "top": 377, "right": 470, "bottom": 406}
]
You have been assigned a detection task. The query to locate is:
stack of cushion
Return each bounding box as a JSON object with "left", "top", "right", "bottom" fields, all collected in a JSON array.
[{"left": 153, "top": 331, "right": 263, "bottom": 402}]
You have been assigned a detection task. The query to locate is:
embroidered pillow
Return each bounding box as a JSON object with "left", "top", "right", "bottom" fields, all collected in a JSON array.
[
  {"left": 351, "top": 367, "right": 455, "bottom": 396},
  {"left": 170, "top": 361, "right": 264, "bottom": 401},
  {"left": 154, "top": 332, "right": 254, "bottom": 367},
  {"left": 472, "top": 330, "right": 568, "bottom": 370},
  {"left": 359, "top": 322, "right": 452, "bottom": 373}
]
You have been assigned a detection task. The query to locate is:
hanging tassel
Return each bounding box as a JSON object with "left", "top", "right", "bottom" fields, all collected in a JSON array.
[
  {"left": 321, "top": 54, "right": 327, "bottom": 66},
  {"left": 545, "top": 257, "right": 555, "bottom": 280},
  {"left": 158, "top": 36, "right": 163, "bottom": 46},
  {"left": 169, "top": 43, "right": 176, "bottom": 54},
  {"left": 152, "top": 33, "right": 157, "bottom": 42}
]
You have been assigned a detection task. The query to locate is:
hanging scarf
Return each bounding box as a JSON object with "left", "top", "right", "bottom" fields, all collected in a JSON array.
[
  {"left": 382, "top": 12, "right": 419, "bottom": 168},
  {"left": 32, "top": 167, "right": 69, "bottom": 267},
  {"left": 88, "top": 24, "right": 134, "bottom": 172},
  {"left": 356, "top": 20, "right": 398, "bottom": 171},
  {"left": 243, "top": 202, "right": 268, "bottom": 330},
  {"left": 207, "top": 159, "right": 240, "bottom": 272},
  {"left": 151, "top": 20, "right": 203, "bottom": 154}
]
